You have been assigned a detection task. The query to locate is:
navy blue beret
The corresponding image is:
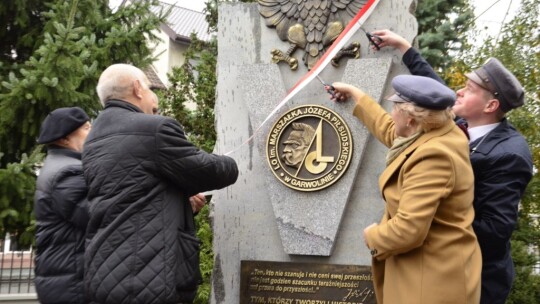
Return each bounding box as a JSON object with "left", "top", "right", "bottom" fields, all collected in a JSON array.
[
  {"left": 465, "top": 57, "right": 524, "bottom": 112},
  {"left": 388, "top": 75, "right": 456, "bottom": 110},
  {"left": 37, "top": 107, "right": 89, "bottom": 144}
]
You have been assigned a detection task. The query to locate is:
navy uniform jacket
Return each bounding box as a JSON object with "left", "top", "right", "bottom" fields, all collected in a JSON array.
[{"left": 402, "top": 47, "right": 533, "bottom": 304}]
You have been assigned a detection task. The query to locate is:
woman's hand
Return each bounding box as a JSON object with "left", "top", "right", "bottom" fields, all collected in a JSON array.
[
  {"left": 326, "top": 82, "right": 360, "bottom": 102},
  {"left": 363, "top": 222, "right": 378, "bottom": 248}
]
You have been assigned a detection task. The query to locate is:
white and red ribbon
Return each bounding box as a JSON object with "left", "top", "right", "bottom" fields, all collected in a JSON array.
[{"left": 225, "top": 0, "right": 381, "bottom": 156}]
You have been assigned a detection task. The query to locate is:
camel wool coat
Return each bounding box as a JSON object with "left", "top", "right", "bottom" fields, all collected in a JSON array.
[{"left": 354, "top": 93, "right": 481, "bottom": 304}]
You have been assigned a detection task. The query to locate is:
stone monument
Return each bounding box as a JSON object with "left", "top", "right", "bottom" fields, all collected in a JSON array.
[{"left": 211, "top": 0, "right": 419, "bottom": 303}]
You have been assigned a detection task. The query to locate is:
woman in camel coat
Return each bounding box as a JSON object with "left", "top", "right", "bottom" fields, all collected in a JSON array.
[{"left": 330, "top": 75, "right": 481, "bottom": 304}]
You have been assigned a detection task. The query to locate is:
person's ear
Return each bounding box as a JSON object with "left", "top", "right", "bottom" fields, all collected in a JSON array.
[
  {"left": 54, "top": 137, "right": 70, "bottom": 148},
  {"left": 484, "top": 98, "right": 500, "bottom": 114},
  {"left": 133, "top": 80, "right": 144, "bottom": 99}
]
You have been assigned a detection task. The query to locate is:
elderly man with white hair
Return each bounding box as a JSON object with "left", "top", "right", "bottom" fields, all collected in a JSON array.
[{"left": 82, "top": 64, "right": 239, "bottom": 304}]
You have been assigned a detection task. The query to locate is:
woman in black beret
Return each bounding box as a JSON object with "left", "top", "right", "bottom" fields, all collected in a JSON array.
[
  {"left": 34, "top": 107, "right": 91, "bottom": 304},
  {"left": 328, "top": 75, "right": 481, "bottom": 304}
]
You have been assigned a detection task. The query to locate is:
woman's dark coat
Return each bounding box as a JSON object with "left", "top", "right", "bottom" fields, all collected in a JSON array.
[{"left": 34, "top": 147, "right": 89, "bottom": 304}]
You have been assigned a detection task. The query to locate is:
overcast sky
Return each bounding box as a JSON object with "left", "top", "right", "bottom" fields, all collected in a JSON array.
[
  {"left": 161, "top": 0, "right": 206, "bottom": 12},
  {"left": 472, "top": 0, "right": 520, "bottom": 39}
]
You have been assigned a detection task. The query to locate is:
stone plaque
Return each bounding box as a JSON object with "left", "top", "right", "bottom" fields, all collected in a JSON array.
[
  {"left": 266, "top": 105, "right": 353, "bottom": 192},
  {"left": 240, "top": 261, "right": 375, "bottom": 304}
]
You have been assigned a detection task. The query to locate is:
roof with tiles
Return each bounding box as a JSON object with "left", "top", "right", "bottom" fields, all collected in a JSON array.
[
  {"left": 151, "top": 2, "right": 212, "bottom": 42},
  {"left": 143, "top": 66, "right": 167, "bottom": 90}
]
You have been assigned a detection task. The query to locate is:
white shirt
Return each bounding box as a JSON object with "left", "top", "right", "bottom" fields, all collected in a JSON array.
[{"left": 468, "top": 122, "right": 500, "bottom": 143}]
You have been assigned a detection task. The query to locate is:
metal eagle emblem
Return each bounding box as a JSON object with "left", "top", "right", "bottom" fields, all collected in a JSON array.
[{"left": 258, "top": 0, "right": 367, "bottom": 70}]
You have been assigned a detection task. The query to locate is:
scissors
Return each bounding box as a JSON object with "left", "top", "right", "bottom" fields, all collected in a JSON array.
[
  {"left": 315, "top": 75, "right": 337, "bottom": 98},
  {"left": 361, "top": 28, "right": 382, "bottom": 50}
]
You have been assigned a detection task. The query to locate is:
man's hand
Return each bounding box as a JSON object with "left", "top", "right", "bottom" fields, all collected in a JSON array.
[
  {"left": 189, "top": 193, "right": 206, "bottom": 213},
  {"left": 370, "top": 29, "right": 411, "bottom": 54}
]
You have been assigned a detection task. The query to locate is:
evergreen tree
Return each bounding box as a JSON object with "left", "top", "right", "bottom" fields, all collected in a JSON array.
[
  {"left": 415, "top": 0, "right": 474, "bottom": 71},
  {"left": 0, "top": 0, "right": 48, "bottom": 70},
  {"left": 0, "top": 148, "right": 43, "bottom": 246},
  {"left": 0, "top": 0, "right": 165, "bottom": 245}
]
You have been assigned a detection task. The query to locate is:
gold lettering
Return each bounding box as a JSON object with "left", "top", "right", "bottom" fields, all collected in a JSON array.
[
  {"left": 257, "top": 284, "right": 275, "bottom": 292},
  {"left": 266, "top": 105, "right": 353, "bottom": 191}
]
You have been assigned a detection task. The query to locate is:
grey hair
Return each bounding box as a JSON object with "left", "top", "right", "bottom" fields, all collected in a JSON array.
[{"left": 96, "top": 64, "right": 149, "bottom": 106}]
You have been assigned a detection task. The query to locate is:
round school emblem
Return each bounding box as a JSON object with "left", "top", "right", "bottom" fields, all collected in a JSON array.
[{"left": 266, "top": 105, "right": 353, "bottom": 191}]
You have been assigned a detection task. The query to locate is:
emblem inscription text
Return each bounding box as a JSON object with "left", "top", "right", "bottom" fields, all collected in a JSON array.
[{"left": 267, "top": 105, "right": 353, "bottom": 191}]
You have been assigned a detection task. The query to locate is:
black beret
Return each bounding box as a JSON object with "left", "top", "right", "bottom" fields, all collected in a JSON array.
[
  {"left": 37, "top": 107, "right": 90, "bottom": 144},
  {"left": 465, "top": 57, "right": 524, "bottom": 112},
  {"left": 388, "top": 75, "right": 456, "bottom": 110}
]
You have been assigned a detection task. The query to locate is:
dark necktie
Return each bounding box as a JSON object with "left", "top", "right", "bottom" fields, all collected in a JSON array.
[{"left": 456, "top": 121, "right": 470, "bottom": 140}]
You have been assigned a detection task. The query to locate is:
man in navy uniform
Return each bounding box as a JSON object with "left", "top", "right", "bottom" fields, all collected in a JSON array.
[{"left": 371, "top": 29, "right": 534, "bottom": 304}]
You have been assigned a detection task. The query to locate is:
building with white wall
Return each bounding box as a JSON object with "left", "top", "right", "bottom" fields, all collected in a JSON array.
[{"left": 148, "top": 1, "right": 213, "bottom": 88}]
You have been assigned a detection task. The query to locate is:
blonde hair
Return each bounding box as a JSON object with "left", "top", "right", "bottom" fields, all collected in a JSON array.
[{"left": 395, "top": 103, "right": 454, "bottom": 133}]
